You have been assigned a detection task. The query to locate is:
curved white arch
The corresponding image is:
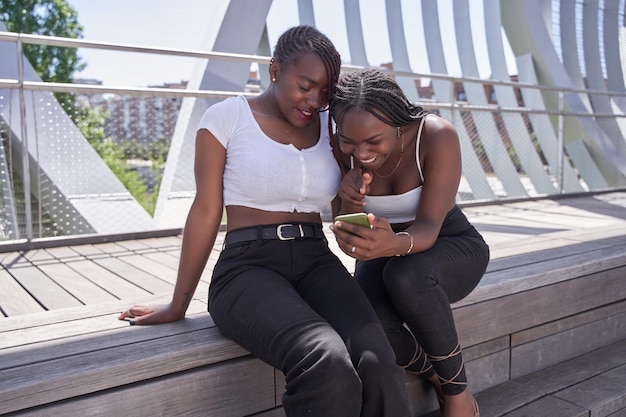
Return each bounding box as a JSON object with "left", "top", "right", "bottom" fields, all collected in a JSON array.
[
  {"left": 155, "top": 0, "right": 274, "bottom": 227},
  {"left": 502, "top": 0, "right": 626, "bottom": 187},
  {"left": 421, "top": 0, "right": 495, "bottom": 200},
  {"left": 454, "top": 0, "right": 534, "bottom": 197}
]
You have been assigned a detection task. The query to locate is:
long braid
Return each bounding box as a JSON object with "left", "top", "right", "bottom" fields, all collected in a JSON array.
[
  {"left": 330, "top": 69, "right": 429, "bottom": 129},
  {"left": 273, "top": 26, "right": 342, "bottom": 159}
]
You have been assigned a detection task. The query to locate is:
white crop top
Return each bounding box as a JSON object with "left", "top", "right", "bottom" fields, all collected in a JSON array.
[
  {"left": 362, "top": 115, "right": 430, "bottom": 223},
  {"left": 197, "top": 96, "right": 341, "bottom": 213}
]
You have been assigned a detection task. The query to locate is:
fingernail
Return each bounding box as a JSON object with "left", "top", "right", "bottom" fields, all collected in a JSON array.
[{"left": 129, "top": 320, "right": 136, "bottom": 326}]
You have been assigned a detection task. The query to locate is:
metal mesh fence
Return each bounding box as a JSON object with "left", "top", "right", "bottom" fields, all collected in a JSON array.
[{"left": 1, "top": 31, "right": 625, "bottom": 245}]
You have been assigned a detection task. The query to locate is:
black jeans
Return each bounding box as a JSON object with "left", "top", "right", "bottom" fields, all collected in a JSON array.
[
  {"left": 356, "top": 208, "right": 490, "bottom": 396},
  {"left": 208, "top": 225, "right": 412, "bottom": 417}
]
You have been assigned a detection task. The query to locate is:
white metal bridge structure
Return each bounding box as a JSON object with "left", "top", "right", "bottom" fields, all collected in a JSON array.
[{"left": 1, "top": 0, "right": 625, "bottom": 244}]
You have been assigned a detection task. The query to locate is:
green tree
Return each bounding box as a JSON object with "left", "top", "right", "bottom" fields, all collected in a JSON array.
[{"left": 0, "top": 0, "right": 86, "bottom": 119}]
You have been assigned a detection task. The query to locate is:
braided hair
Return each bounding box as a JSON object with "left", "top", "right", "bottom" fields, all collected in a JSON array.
[
  {"left": 273, "top": 26, "right": 342, "bottom": 153},
  {"left": 273, "top": 25, "right": 342, "bottom": 106},
  {"left": 329, "top": 68, "right": 429, "bottom": 128},
  {"left": 328, "top": 69, "right": 429, "bottom": 171}
]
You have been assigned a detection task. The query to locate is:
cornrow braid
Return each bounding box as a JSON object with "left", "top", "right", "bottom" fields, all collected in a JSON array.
[
  {"left": 273, "top": 25, "right": 342, "bottom": 158},
  {"left": 330, "top": 68, "right": 429, "bottom": 128},
  {"left": 273, "top": 25, "right": 341, "bottom": 102}
]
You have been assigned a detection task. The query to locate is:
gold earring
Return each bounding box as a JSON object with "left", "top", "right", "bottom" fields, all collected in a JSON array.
[{"left": 397, "top": 127, "right": 401, "bottom": 138}]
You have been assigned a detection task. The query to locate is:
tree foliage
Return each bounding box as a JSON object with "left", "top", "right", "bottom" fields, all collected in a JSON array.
[
  {"left": 1, "top": 1, "right": 164, "bottom": 216},
  {"left": 0, "top": 0, "right": 86, "bottom": 118}
]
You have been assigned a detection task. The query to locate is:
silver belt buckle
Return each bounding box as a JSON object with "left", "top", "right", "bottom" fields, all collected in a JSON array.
[{"left": 277, "top": 224, "right": 304, "bottom": 240}]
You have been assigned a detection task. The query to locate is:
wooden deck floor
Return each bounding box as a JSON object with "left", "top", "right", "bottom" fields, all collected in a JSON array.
[{"left": 1, "top": 191, "right": 626, "bottom": 319}]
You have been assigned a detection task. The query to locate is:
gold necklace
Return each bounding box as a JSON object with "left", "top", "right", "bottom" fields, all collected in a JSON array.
[
  {"left": 284, "top": 126, "right": 293, "bottom": 141},
  {"left": 374, "top": 127, "right": 404, "bottom": 178}
]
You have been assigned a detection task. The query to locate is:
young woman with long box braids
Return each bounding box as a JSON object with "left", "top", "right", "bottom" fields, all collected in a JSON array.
[{"left": 330, "top": 68, "right": 490, "bottom": 417}]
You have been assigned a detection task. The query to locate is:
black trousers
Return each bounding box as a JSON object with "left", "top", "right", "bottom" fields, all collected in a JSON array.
[
  {"left": 208, "top": 224, "right": 412, "bottom": 417},
  {"left": 356, "top": 207, "right": 490, "bottom": 395}
]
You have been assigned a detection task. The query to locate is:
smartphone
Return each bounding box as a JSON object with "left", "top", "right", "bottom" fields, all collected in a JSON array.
[{"left": 334, "top": 212, "right": 370, "bottom": 228}]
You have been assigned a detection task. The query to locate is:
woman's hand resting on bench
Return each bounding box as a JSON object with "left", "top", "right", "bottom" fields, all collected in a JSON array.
[{"left": 118, "top": 302, "right": 185, "bottom": 325}]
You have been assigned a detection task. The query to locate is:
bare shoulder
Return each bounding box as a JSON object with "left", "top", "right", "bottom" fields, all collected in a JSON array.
[
  {"left": 424, "top": 114, "right": 456, "bottom": 135},
  {"left": 422, "top": 114, "right": 459, "bottom": 150}
]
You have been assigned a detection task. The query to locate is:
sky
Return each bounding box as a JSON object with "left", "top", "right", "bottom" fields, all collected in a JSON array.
[{"left": 68, "top": 0, "right": 514, "bottom": 88}]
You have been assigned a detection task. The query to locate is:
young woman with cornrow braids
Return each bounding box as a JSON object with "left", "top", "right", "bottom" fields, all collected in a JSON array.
[
  {"left": 329, "top": 68, "right": 490, "bottom": 417},
  {"left": 120, "top": 29, "right": 412, "bottom": 417}
]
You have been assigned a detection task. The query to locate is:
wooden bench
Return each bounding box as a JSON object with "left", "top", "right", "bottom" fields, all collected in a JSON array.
[{"left": 2, "top": 219, "right": 626, "bottom": 416}]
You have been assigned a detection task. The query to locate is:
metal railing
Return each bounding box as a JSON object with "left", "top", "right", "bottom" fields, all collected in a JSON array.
[{"left": 1, "top": 30, "right": 626, "bottom": 247}]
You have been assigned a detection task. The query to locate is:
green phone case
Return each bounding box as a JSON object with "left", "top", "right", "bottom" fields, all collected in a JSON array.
[{"left": 334, "top": 213, "right": 370, "bottom": 228}]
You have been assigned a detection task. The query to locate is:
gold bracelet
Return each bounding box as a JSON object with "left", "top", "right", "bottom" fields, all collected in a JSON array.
[{"left": 395, "top": 231, "right": 414, "bottom": 256}]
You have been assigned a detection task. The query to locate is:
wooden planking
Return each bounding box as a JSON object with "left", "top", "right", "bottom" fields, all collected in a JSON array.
[
  {"left": 0, "top": 317, "right": 249, "bottom": 414},
  {"left": 37, "top": 262, "right": 119, "bottom": 304},
  {"left": 477, "top": 341, "right": 626, "bottom": 417},
  {"left": 554, "top": 365, "right": 626, "bottom": 416},
  {"left": 456, "top": 244, "right": 626, "bottom": 307},
  {"left": 6, "top": 265, "right": 83, "bottom": 310},
  {"left": 500, "top": 395, "right": 589, "bottom": 417},
  {"left": 0, "top": 295, "right": 204, "bottom": 333},
  {"left": 0, "top": 310, "right": 217, "bottom": 370},
  {"left": 64, "top": 259, "right": 153, "bottom": 299},
  {"left": 514, "top": 340, "right": 626, "bottom": 396},
  {"left": 136, "top": 235, "right": 182, "bottom": 249},
  {"left": 466, "top": 348, "right": 511, "bottom": 393},
  {"left": 66, "top": 243, "right": 105, "bottom": 257},
  {"left": 484, "top": 224, "right": 626, "bottom": 262},
  {"left": 474, "top": 380, "right": 546, "bottom": 417},
  {"left": 12, "top": 357, "right": 276, "bottom": 417},
  {"left": 112, "top": 239, "right": 154, "bottom": 251},
  {"left": 510, "top": 310, "right": 626, "bottom": 378},
  {"left": 15, "top": 248, "right": 56, "bottom": 263},
  {"left": 454, "top": 266, "right": 626, "bottom": 347},
  {"left": 0, "top": 269, "right": 44, "bottom": 316},
  {"left": 91, "top": 256, "right": 174, "bottom": 294},
  {"left": 114, "top": 253, "right": 178, "bottom": 284},
  {"left": 512, "top": 300, "right": 626, "bottom": 346},
  {"left": 141, "top": 250, "right": 180, "bottom": 269},
  {"left": 43, "top": 246, "right": 83, "bottom": 261},
  {"left": 484, "top": 236, "right": 619, "bottom": 274},
  {"left": 0, "top": 192, "right": 624, "bottom": 416}
]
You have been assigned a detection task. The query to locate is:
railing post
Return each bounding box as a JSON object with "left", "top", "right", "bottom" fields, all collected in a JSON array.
[
  {"left": 556, "top": 90, "right": 564, "bottom": 195},
  {"left": 17, "top": 34, "right": 33, "bottom": 240}
]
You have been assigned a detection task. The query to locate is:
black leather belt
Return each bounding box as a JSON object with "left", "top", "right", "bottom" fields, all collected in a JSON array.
[{"left": 224, "top": 223, "right": 325, "bottom": 247}]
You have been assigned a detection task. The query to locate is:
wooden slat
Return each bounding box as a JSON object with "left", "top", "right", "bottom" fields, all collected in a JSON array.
[
  {"left": 0, "top": 269, "right": 44, "bottom": 316},
  {"left": 14, "top": 358, "right": 276, "bottom": 417},
  {"left": 115, "top": 253, "right": 177, "bottom": 284},
  {"left": 91, "top": 257, "right": 174, "bottom": 294},
  {"left": 0, "top": 319, "right": 250, "bottom": 414},
  {"left": 0, "top": 295, "right": 204, "bottom": 333},
  {"left": 457, "top": 244, "right": 626, "bottom": 306},
  {"left": 66, "top": 243, "right": 104, "bottom": 256},
  {"left": 6, "top": 265, "right": 83, "bottom": 310},
  {"left": 37, "top": 263, "right": 119, "bottom": 305},
  {"left": 0, "top": 308, "right": 216, "bottom": 367},
  {"left": 141, "top": 250, "right": 180, "bottom": 269},
  {"left": 510, "top": 310, "right": 626, "bottom": 378},
  {"left": 64, "top": 259, "right": 152, "bottom": 299},
  {"left": 43, "top": 246, "right": 82, "bottom": 261},
  {"left": 511, "top": 300, "right": 626, "bottom": 346},
  {"left": 112, "top": 239, "right": 152, "bottom": 251},
  {"left": 454, "top": 266, "right": 626, "bottom": 347}
]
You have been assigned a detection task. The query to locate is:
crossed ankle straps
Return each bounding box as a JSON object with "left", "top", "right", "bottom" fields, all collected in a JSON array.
[
  {"left": 427, "top": 342, "right": 467, "bottom": 389},
  {"left": 402, "top": 324, "right": 433, "bottom": 375}
]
